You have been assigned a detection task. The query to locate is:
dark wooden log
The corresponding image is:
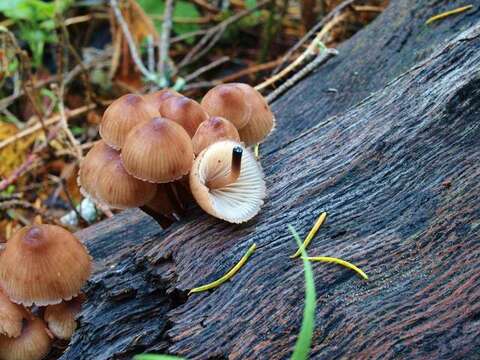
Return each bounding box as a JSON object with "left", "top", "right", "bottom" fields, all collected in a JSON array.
[{"left": 63, "top": 1, "right": 480, "bottom": 359}]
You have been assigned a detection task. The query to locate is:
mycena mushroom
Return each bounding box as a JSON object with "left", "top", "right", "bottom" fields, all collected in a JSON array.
[
  {"left": 190, "top": 140, "right": 266, "bottom": 223},
  {"left": 0, "top": 225, "right": 92, "bottom": 307}
]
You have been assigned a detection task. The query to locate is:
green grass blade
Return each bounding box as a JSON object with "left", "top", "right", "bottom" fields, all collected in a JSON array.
[
  {"left": 133, "top": 354, "right": 185, "bottom": 360},
  {"left": 288, "top": 225, "right": 317, "bottom": 360}
]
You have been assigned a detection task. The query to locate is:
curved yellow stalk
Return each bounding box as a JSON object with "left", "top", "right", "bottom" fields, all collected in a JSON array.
[
  {"left": 290, "top": 212, "right": 327, "bottom": 258},
  {"left": 302, "top": 256, "right": 368, "bottom": 281},
  {"left": 426, "top": 5, "right": 473, "bottom": 25},
  {"left": 189, "top": 243, "right": 257, "bottom": 295}
]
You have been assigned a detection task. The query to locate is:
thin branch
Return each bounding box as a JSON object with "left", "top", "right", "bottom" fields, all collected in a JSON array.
[
  {"left": 256, "top": 12, "right": 347, "bottom": 91},
  {"left": 109, "top": 0, "right": 159, "bottom": 83},
  {"left": 184, "top": 56, "right": 230, "bottom": 82},
  {"left": 271, "top": 0, "right": 356, "bottom": 75},
  {"left": 265, "top": 48, "right": 338, "bottom": 103},
  {"left": 219, "top": 58, "right": 282, "bottom": 83},
  {"left": 158, "top": 0, "right": 175, "bottom": 83},
  {"left": 0, "top": 125, "right": 61, "bottom": 191},
  {"left": 54, "top": 83, "right": 83, "bottom": 161},
  {"left": 176, "top": 0, "right": 271, "bottom": 71},
  {"left": 0, "top": 51, "right": 111, "bottom": 111},
  {"left": 0, "top": 105, "right": 96, "bottom": 151}
]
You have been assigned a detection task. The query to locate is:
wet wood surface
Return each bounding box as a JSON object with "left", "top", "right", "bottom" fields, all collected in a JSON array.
[{"left": 63, "top": 1, "right": 480, "bottom": 359}]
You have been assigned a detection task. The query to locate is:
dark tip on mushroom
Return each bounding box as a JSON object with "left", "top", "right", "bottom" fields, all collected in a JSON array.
[
  {"left": 207, "top": 146, "right": 243, "bottom": 190},
  {"left": 231, "top": 146, "right": 243, "bottom": 176},
  {"left": 23, "top": 227, "right": 44, "bottom": 248}
]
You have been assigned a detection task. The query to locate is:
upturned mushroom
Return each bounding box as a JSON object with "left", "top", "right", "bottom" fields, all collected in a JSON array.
[
  {"left": 99, "top": 94, "right": 159, "bottom": 149},
  {"left": 0, "top": 225, "right": 92, "bottom": 306},
  {"left": 0, "top": 289, "right": 28, "bottom": 338},
  {"left": 200, "top": 84, "right": 252, "bottom": 129},
  {"left": 190, "top": 140, "right": 266, "bottom": 223},
  {"left": 0, "top": 316, "right": 52, "bottom": 360},
  {"left": 192, "top": 116, "right": 240, "bottom": 155},
  {"left": 44, "top": 294, "right": 85, "bottom": 340},
  {"left": 159, "top": 96, "right": 208, "bottom": 137},
  {"left": 121, "top": 116, "right": 194, "bottom": 183}
]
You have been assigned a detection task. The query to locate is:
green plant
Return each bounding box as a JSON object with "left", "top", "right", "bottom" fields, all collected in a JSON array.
[
  {"left": 0, "top": 0, "right": 73, "bottom": 67},
  {"left": 289, "top": 224, "right": 317, "bottom": 360},
  {"left": 137, "top": 0, "right": 200, "bottom": 44}
]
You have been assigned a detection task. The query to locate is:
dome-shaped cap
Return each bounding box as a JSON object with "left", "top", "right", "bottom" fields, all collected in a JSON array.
[
  {"left": 200, "top": 84, "right": 252, "bottom": 129},
  {"left": 0, "top": 225, "right": 92, "bottom": 306},
  {"left": 96, "top": 153, "right": 157, "bottom": 209},
  {"left": 77, "top": 140, "right": 118, "bottom": 203},
  {"left": 99, "top": 94, "right": 159, "bottom": 149},
  {"left": 234, "top": 83, "right": 275, "bottom": 146},
  {"left": 0, "top": 316, "right": 52, "bottom": 360},
  {"left": 44, "top": 294, "right": 84, "bottom": 340},
  {"left": 143, "top": 89, "right": 180, "bottom": 112},
  {"left": 160, "top": 96, "right": 208, "bottom": 137},
  {"left": 0, "top": 289, "right": 28, "bottom": 338},
  {"left": 122, "top": 117, "right": 194, "bottom": 183},
  {"left": 190, "top": 140, "right": 266, "bottom": 223},
  {"left": 192, "top": 116, "right": 240, "bottom": 155}
]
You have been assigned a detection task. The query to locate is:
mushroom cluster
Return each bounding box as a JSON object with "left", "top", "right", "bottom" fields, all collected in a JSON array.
[
  {"left": 79, "top": 83, "right": 275, "bottom": 225},
  {"left": 0, "top": 224, "right": 91, "bottom": 360}
]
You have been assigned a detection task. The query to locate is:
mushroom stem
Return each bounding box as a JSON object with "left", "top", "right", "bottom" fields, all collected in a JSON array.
[
  {"left": 140, "top": 206, "right": 175, "bottom": 229},
  {"left": 166, "top": 183, "right": 186, "bottom": 217},
  {"left": 207, "top": 146, "right": 243, "bottom": 189}
]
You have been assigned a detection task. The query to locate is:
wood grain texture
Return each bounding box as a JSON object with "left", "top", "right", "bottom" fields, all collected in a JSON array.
[{"left": 63, "top": 1, "right": 480, "bottom": 359}]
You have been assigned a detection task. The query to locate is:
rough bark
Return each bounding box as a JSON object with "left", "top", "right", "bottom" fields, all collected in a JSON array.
[{"left": 63, "top": 1, "right": 480, "bottom": 359}]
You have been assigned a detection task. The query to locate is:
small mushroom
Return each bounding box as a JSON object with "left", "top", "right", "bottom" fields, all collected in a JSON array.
[
  {"left": 99, "top": 94, "right": 159, "bottom": 149},
  {"left": 192, "top": 116, "right": 240, "bottom": 155},
  {"left": 122, "top": 117, "right": 194, "bottom": 183},
  {"left": 234, "top": 83, "right": 275, "bottom": 146},
  {"left": 200, "top": 84, "right": 252, "bottom": 129},
  {"left": 0, "top": 225, "right": 92, "bottom": 306},
  {"left": 44, "top": 294, "right": 85, "bottom": 340},
  {"left": 143, "top": 89, "right": 180, "bottom": 112},
  {"left": 190, "top": 140, "right": 266, "bottom": 223},
  {"left": 78, "top": 141, "right": 156, "bottom": 209},
  {"left": 77, "top": 140, "right": 118, "bottom": 203},
  {"left": 0, "top": 289, "right": 28, "bottom": 338},
  {"left": 0, "top": 316, "right": 52, "bottom": 360},
  {"left": 96, "top": 151, "right": 157, "bottom": 209},
  {"left": 160, "top": 96, "right": 208, "bottom": 137}
]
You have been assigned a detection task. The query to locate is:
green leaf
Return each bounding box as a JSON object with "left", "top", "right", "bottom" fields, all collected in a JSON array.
[
  {"left": 137, "top": 0, "right": 200, "bottom": 42},
  {"left": 133, "top": 354, "right": 185, "bottom": 360},
  {"left": 288, "top": 225, "right": 317, "bottom": 360},
  {"left": 0, "top": 0, "right": 56, "bottom": 21}
]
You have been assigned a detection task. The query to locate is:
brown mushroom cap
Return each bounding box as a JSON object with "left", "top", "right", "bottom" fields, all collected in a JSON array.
[
  {"left": 0, "top": 225, "right": 92, "bottom": 307},
  {"left": 234, "top": 83, "right": 275, "bottom": 146},
  {"left": 95, "top": 152, "right": 157, "bottom": 209},
  {"left": 200, "top": 84, "right": 252, "bottom": 129},
  {"left": 0, "top": 316, "right": 52, "bottom": 360},
  {"left": 190, "top": 140, "right": 266, "bottom": 223},
  {"left": 192, "top": 116, "right": 240, "bottom": 155},
  {"left": 122, "top": 117, "right": 194, "bottom": 183},
  {"left": 159, "top": 96, "right": 208, "bottom": 137},
  {"left": 44, "top": 294, "right": 84, "bottom": 340},
  {"left": 0, "top": 289, "right": 28, "bottom": 338},
  {"left": 77, "top": 140, "right": 118, "bottom": 203},
  {"left": 143, "top": 89, "right": 180, "bottom": 112},
  {"left": 99, "top": 94, "right": 159, "bottom": 149}
]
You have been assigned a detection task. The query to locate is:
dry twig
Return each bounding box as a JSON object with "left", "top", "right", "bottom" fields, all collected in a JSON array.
[
  {"left": 110, "top": 0, "right": 159, "bottom": 84},
  {"left": 158, "top": 0, "right": 175, "bottom": 84},
  {"left": 272, "top": 0, "right": 357, "bottom": 75}
]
